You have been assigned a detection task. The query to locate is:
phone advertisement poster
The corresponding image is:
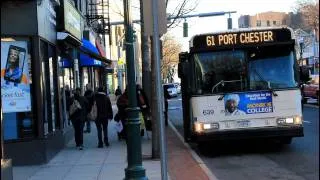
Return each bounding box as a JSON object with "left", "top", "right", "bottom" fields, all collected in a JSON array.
[
  {"left": 1, "top": 41, "right": 31, "bottom": 113},
  {"left": 224, "top": 91, "right": 273, "bottom": 116}
]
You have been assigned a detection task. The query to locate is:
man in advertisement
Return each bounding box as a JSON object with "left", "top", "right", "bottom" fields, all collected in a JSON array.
[{"left": 224, "top": 94, "right": 246, "bottom": 116}]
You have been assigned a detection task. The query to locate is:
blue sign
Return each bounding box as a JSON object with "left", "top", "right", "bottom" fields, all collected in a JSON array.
[{"left": 224, "top": 91, "right": 273, "bottom": 116}]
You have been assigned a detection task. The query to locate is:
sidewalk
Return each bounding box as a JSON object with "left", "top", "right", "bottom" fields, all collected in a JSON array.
[{"left": 12, "top": 104, "right": 214, "bottom": 180}]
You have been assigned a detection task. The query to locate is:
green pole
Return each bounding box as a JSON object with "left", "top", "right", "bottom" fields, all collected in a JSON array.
[{"left": 123, "top": 0, "right": 148, "bottom": 179}]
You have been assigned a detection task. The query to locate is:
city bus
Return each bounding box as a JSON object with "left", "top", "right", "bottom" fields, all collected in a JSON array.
[{"left": 178, "top": 27, "right": 309, "bottom": 147}]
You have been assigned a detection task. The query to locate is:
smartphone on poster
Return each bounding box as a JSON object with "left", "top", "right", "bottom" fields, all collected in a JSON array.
[{"left": 4, "top": 45, "right": 26, "bottom": 84}]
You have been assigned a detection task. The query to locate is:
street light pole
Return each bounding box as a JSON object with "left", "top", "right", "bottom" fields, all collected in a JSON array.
[{"left": 123, "top": 0, "right": 148, "bottom": 179}]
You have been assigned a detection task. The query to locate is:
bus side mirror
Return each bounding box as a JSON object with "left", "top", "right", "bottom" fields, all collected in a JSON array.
[
  {"left": 299, "top": 66, "right": 311, "bottom": 83},
  {"left": 178, "top": 52, "right": 189, "bottom": 78}
]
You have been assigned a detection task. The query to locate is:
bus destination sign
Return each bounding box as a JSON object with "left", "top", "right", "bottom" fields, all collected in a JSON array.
[{"left": 192, "top": 28, "right": 292, "bottom": 50}]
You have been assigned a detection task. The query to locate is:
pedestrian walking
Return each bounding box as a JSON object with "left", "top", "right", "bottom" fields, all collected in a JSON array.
[
  {"left": 69, "top": 88, "right": 88, "bottom": 150},
  {"left": 136, "top": 84, "right": 150, "bottom": 136},
  {"left": 65, "top": 85, "right": 72, "bottom": 125},
  {"left": 115, "top": 85, "right": 122, "bottom": 100},
  {"left": 84, "top": 84, "right": 94, "bottom": 133},
  {"left": 115, "top": 88, "right": 129, "bottom": 140},
  {"left": 163, "top": 86, "right": 170, "bottom": 127},
  {"left": 94, "top": 87, "right": 113, "bottom": 148}
]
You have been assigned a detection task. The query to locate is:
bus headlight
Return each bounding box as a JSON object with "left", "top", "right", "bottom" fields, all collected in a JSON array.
[
  {"left": 277, "top": 116, "right": 302, "bottom": 125},
  {"left": 194, "top": 122, "right": 203, "bottom": 133},
  {"left": 194, "top": 122, "right": 219, "bottom": 132},
  {"left": 293, "top": 116, "right": 302, "bottom": 125},
  {"left": 203, "top": 123, "right": 211, "bottom": 129}
]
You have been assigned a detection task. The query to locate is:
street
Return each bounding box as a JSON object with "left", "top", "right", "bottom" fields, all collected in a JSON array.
[{"left": 169, "top": 95, "right": 319, "bottom": 180}]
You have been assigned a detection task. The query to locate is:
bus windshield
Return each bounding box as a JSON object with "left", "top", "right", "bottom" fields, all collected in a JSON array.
[{"left": 192, "top": 46, "right": 298, "bottom": 95}]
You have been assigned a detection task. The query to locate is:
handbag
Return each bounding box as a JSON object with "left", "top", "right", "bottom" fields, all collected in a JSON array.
[
  {"left": 69, "top": 99, "right": 81, "bottom": 117},
  {"left": 114, "top": 121, "right": 123, "bottom": 133},
  {"left": 87, "top": 101, "right": 97, "bottom": 121}
]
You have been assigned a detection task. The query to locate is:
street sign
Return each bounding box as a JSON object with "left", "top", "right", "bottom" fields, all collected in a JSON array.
[{"left": 143, "top": 0, "right": 167, "bottom": 36}]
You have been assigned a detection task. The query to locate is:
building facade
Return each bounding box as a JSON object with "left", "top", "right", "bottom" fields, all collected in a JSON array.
[
  {"left": 238, "top": 11, "right": 289, "bottom": 28},
  {"left": 1, "top": 0, "right": 109, "bottom": 165}
]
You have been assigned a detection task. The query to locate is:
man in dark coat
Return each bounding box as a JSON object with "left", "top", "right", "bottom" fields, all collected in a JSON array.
[
  {"left": 84, "top": 84, "right": 94, "bottom": 133},
  {"left": 70, "top": 88, "right": 88, "bottom": 150},
  {"left": 94, "top": 87, "right": 113, "bottom": 148}
]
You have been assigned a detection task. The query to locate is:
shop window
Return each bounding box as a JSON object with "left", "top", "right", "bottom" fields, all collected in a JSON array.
[
  {"left": 1, "top": 39, "right": 35, "bottom": 140},
  {"left": 58, "top": 59, "right": 73, "bottom": 128},
  {"left": 41, "top": 40, "right": 59, "bottom": 135},
  {"left": 48, "top": 44, "right": 59, "bottom": 130}
]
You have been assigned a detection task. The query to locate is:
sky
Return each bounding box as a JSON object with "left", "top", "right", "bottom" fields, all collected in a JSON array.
[{"left": 166, "top": 0, "right": 300, "bottom": 51}]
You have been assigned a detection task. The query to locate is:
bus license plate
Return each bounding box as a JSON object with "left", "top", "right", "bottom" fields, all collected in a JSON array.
[{"left": 237, "top": 120, "right": 250, "bottom": 128}]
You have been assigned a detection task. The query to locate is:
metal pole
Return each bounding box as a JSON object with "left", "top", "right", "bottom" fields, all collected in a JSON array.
[
  {"left": 313, "top": 29, "right": 317, "bottom": 74},
  {"left": 123, "top": 0, "right": 147, "bottom": 178},
  {"left": 1, "top": 105, "right": 4, "bottom": 160},
  {"left": 151, "top": 0, "right": 168, "bottom": 179}
]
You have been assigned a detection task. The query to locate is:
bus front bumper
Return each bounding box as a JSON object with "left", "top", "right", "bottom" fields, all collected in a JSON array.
[{"left": 193, "top": 126, "right": 304, "bottom": 142}]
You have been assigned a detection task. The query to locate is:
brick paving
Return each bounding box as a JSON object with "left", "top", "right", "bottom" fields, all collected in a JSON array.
[{"left": 167, "top": 127, "right": 210, "bottom": 180}]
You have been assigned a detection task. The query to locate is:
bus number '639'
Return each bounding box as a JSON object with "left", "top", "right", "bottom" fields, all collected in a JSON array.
[{"left": 203, "top": 110, "right": 214, "bottom": 116}]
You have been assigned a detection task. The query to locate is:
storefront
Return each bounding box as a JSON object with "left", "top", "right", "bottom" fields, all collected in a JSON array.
[
  {"left": 79, "top": 38, "right": 105, "bottom": 91},
  {"left": 1, "top": 0, "right": 72, "bottom": 165}
]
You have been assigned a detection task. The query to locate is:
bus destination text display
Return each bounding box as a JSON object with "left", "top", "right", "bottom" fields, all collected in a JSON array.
[{"left": 192, "top": 28, "right": 292, "bottom": 50}]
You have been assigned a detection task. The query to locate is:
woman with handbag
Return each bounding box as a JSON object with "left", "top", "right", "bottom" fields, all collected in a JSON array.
[{"left": 69, "top": 88, "right": 88, "bottom": 150}]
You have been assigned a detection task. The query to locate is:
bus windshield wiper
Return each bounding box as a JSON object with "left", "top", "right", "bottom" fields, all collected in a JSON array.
[{"left": 251, "top": 67, "right": 278, "bottom": 97}]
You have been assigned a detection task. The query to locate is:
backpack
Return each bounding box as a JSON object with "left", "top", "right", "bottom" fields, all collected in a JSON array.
[
  {"left": 69, "top": 99, "right": 82, "bottom": 117},
  {"left": 87, "top": 101, "right": 97, "bottom": 121}
]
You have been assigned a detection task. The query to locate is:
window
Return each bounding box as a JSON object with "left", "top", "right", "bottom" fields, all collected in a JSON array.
[
  {"left": 267, "top": 20, "right": 270, "bottom": 26},
  {"left": 1, "top": 38, "right": 34, "bottom": 140},
  {"left": 256, "top": 20, "right": 261, "bottom": 27},
  {"left": 248, "top": 46, "right": 298, "bottom": 90},
  {"left": 282, "top": 20, "right": 287, "bottom": 25},
  {"left": 192, "top": 51, "right": 246, "bottom": 94},
  {"left": 273, "top": 21, "right": 277, "bottom": 25}
]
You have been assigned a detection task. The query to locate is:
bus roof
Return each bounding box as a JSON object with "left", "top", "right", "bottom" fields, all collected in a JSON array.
[{"left": 189, "top": 26, "right": 295, "bottom": 48}]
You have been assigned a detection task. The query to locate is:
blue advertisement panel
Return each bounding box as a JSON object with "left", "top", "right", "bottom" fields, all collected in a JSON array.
[
  {"left": 1, "top": 41, "right": 31, "bottom": 113},
  {"left": 224, "top": 91, "right": 273, "bottom": 116}
]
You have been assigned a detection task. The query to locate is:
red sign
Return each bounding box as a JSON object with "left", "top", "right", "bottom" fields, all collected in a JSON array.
[{"left": 95, "top": 40, "right": 106, "bottom": 57}]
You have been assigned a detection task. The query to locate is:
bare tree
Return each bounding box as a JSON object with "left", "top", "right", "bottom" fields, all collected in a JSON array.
[
  {"left": 161, "top": 35, "right": 182, "bottom": 82},
  {"left": 166, "top": 0, "right": 199, "bottom": 29},
  {"left": 292, "top": 0, "right": 319, "bottom": 35}
]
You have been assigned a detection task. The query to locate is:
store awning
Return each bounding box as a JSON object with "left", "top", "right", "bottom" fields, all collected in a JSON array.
[
  {"left": 60, "top": 58, "right": 73, "bottom": 68},
  {"left": 79, "top": 39, "right": 111, "bottom": 64}
]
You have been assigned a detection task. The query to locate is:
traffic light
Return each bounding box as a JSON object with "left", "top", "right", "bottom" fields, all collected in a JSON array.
[
  {"left": 227, "top": 17, "right": 232, "bottom": 29},
  {"left": 183, "top": 21, "right": 188, "bottom": 37}
]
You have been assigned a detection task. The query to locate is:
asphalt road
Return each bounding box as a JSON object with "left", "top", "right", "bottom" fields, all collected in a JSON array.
[{"left": 169, "top": 95, "right": 319, "bottom": 180}]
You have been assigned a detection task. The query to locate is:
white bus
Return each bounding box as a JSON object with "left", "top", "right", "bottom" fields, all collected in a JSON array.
[{"left": 178, "top": 27, "right": 309, "bottom": 147}]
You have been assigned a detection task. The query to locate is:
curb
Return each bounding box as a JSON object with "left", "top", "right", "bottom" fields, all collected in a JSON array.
[
  {"left": 304, "top": 104, "right": 319, "bottom": 109},
  {"left": 168, "top": 121, "right": 219, "bottom": 180}
]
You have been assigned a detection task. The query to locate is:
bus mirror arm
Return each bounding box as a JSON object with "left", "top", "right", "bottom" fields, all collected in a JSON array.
[{"left": 218, "top": 94, "right": 225, "bottom": 101}]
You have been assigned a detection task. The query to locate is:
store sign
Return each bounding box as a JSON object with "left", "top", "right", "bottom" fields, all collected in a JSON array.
[
  {"left": 1, "top": 41, "right": 32, "bottom": 113},
  {"left": 64, "top": 0, "right": 81, "bottom": 40}
]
